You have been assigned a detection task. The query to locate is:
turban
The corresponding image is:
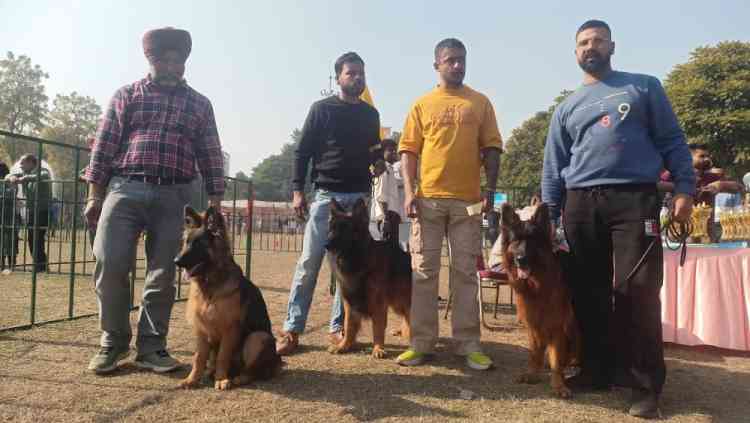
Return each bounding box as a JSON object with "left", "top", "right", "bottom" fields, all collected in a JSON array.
[{"left": 142, "top": 27, "right": 192, "bottom": 63}]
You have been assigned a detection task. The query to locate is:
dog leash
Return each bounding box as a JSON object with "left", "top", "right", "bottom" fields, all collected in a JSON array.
[
  {"left": 619, "top": 207, "right": 692, "bottom": 289},
  {"left": 661, "top": 209, "right": 693, "bottom": 266}
]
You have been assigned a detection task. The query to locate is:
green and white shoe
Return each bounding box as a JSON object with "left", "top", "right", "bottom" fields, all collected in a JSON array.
[
  {"left": 466, "top": 351, "right": 493, "bottom": 370},
  {"left": 396, "top": 349, "right": 428, "bottom": 366}
]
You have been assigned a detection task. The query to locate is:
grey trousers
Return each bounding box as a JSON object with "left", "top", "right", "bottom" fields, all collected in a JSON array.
[{"left": 93, "top": 176, "right": 190, "bottom": 355}]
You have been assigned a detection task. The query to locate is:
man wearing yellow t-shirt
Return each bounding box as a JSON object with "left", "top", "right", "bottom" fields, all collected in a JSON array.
[{"left": 397, "top": 38, "right": 503, "bottom": 370}]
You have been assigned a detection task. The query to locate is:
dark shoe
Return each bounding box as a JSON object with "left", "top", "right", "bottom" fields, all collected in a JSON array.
[
  {"left": 134, "top": 349, "right": 181, "bottom": 373},
  {"left": 88, "top": 346, "right": 130, "bottom": 374},
  {"left": 276, "top": 331, "right": 299, "bottom": 356},
  {"left": 629, "top": 389, "right": 660, "bottom": 419},
  {"left": 328, "top": 331, "right": 344, "bottom": 345},
  {"left": 566, "top": 370, "right": 611, "bottom": 392}
]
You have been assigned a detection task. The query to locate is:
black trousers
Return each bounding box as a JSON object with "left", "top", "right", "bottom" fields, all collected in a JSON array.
[
  {"left": 564, "top": 184, "right": 666, "bottom": 395},
  {"left": 26, "top": 210, "right": 49, "bottom": 270}
]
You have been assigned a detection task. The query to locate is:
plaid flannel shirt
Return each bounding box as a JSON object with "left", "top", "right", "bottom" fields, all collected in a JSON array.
[{"left": 85, "top": 77, "right": 225, "bottom": 195}]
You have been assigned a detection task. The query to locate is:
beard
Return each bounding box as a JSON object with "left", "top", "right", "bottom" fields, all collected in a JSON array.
[
  {"left": 442, "top": 71, "right": 465, "bottom": 86},
  {"left": 153, "top": 72, "right": 181, "bottom": 85},
  {"left": 578, "top": 51, "right": 611, "bottom": 75},
  {"left": 340, "top": 82, "right": 365, "bottom": 98}
]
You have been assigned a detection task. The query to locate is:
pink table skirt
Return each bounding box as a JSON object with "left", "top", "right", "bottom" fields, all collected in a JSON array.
[{"left": 661, "top": 246, "right": 750, "bottom": 351}]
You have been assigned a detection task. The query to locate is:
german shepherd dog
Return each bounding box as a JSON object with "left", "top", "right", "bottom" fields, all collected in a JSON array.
[
  {"left": 500, "top": 202, "right": 580, "bottom": 398},
  {"left": 325, "top": 198, "right": 412, "bottom": 358},
  {"left": 175, "top": 206, "right": 281, "bottom": 390}
]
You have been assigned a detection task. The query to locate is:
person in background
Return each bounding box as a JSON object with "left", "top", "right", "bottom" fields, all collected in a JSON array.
[
  {"left": 659, "top": 144, "right": 743, "bottom": 206},
  {"left": 6, "top": 154, "right": 52, "bottom": 272},
  {"left": 370, "top": 138, "right": 409, "bottom": 250},
  {"left": 0, "top": 162, "right": 18, "bottom": 273}
]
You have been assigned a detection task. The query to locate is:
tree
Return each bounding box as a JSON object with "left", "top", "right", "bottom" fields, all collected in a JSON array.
[
  {"left": 664, "top": 41, "right": 750, "bottom": 177},
  {"left": 41, "top": 92, "right": 101, "bottom": 183},
  {"left": 498, "top": 91, "right": 572, "bottom": 201},
  {"left": 0, "top": 52, "right": 49, "bottom": 161},
  {"left": 250, "top": 129, "right": 308, "bottom": 201}
]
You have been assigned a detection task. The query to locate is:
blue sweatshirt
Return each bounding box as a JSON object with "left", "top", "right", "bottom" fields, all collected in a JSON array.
[{"left": 542, "top": 71, "right": 695, "bottom": 220}]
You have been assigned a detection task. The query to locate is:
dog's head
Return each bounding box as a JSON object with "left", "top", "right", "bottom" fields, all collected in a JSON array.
[
  {"left": 499, "top": 202, "right": 553, "bottom": 281},
  {"left": 174, "top": 206, "right": 230, "bottom": 277},
  {"left": 326, "top": 198, "right": 370, "bottom": 253}
]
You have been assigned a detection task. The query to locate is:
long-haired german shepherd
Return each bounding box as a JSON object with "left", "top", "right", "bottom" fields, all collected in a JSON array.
[
  {"left": 175, "top": 206, "right": 281, "bottom": 390},
  {"left": 500, "top": 202, "right": 580, "bottom": 398},
  {"left": 325, "top": 198, "right": 412, "bottom": 358}
]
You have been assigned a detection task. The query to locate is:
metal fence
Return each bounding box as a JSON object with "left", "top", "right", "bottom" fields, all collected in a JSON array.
[
  {"left": 245, "top": 186, "right": 536, "bottom": 254},
  {"left": 0, "top": 130, "right": 253, "bottom": 331},
  {"left": 1, "top": 129, "right": 534, "bottom": 332}
]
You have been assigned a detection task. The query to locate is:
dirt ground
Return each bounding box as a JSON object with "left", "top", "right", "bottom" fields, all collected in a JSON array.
[{"left": 1, "top": 250, "right": 749, "bottom": 422}]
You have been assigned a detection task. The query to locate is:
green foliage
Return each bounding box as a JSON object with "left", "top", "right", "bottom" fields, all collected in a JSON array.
[
  {"left": 41, "top": 92, "right": 101, "bottom": 182},
  {"left": 664, "top": 41, "right": 750, "bottom": 176},
  {"left": 249, "top": 129, "right": 303, "bottom": 201},
  {"left": 0, "top": 52, "right": 50, "bottom": 162}
]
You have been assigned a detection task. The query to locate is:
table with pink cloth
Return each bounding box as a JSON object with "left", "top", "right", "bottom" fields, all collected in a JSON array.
[{"left": 661, "top": 246, "right": 750, "bottom": 351}]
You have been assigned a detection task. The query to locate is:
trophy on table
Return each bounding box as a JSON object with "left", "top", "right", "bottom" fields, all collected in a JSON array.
[
  {"left": 718, "top": 206, "right": 750, "bottom": 242},
  {"left": 690, "top": 202, "right": 712, "bottom": 244}
]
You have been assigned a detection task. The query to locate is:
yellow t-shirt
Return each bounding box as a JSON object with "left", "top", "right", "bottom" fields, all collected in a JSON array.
[{"left": 399, "top": 85, "right": 503, "bottom": 203}]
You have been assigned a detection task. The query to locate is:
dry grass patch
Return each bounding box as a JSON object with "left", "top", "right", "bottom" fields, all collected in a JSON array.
[{"left": 0, "top": 251, "right": 749, "bottom": 422}]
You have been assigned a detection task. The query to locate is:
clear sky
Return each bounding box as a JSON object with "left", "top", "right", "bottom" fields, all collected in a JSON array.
[{"left": 2, "top": 0, "right": 748, "bottom": 176}]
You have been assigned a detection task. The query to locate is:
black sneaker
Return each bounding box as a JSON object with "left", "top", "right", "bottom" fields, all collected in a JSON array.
[
  {"left": 629, "top": 389, "right": 661, "bottom": 419},
  {"left": 134, "top": 349, "right": 181, "bottom": 373},
  {"left": 88, "top": 346, "right": 130, "bottom": 374}
]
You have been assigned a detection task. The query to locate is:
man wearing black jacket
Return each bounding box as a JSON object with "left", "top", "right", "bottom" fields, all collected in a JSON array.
[{"left": 276, "top": 52, "right": 383, "bottom": 355}]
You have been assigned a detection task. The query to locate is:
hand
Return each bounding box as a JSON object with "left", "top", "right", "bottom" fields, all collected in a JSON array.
[
  {"left": 372, "top": 159, "right": 386, "bottom": 177},
  {"left": 672, "top": 194, "right": 694, "bottom": 223},
  {"left": 700, "top": 182, "right": 720, "bottom": 196},
  {"left": 482, "top": 191, "right": 494, "bottom": 213},
  {"left": 549, "top": 221, "right": 557, "bottom": 244},
  {"left": 292, "top": 191, "right": 308, "bottom": 220},
  {"left": 84, "top": 199, "right": 103, "bottom": 230},
  {"left": 7, "top": 175, "right": 19, "bottom": 185},
  {"left": 403, "top": 192, "right": 418, "bottom": 218}
]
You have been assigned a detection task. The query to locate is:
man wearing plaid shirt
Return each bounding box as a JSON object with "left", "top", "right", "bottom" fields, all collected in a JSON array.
[{"left": 84, "top": 27, "right": 225, "bottom": 375}]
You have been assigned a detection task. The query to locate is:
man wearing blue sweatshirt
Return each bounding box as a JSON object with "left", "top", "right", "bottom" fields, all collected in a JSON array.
[{"left": 542, "top": 20, "right": 694, "bottom": 419}]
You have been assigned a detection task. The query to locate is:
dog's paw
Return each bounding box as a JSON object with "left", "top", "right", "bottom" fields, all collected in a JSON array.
[
  {"left": 515, "top": 373, "right": 542, "bottom": 384},
  {"left": 179, "top": 377, "right": 201, "bottom": 389},
  {"left": 371, "top": 345, "right": 387, "bottom": 359},
  {"left": 214, "top": 379, "right": 232, "bottom": 390},
  {"left": 327, "top": 343, "right": 352, "bottom": 354}
]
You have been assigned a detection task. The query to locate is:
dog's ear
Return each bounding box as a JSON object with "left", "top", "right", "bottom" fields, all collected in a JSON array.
[
  {"left": 499, "top": 203, "right": 521, "bottom": 230},
  {"left": 184, "top": 206, "right": 202, "bottom": 228},
  {"left": 531, "top": 203, "right": 552, "bottom": 240},
  {"left": 205, "top": 206, "right": 226, "bottom": 236},
  {"left": 352, "top": 198, "right": 368, "bottom": 222}
]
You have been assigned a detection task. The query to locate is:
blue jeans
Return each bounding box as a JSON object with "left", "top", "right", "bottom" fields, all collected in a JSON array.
[{"left": 283, "top": 190, "right": 369, "bottom": 334}]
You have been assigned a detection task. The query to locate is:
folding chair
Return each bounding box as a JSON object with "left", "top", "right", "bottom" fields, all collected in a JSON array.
[{"left": 476, "top": 254, "right": 513, "bottom": 330}]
